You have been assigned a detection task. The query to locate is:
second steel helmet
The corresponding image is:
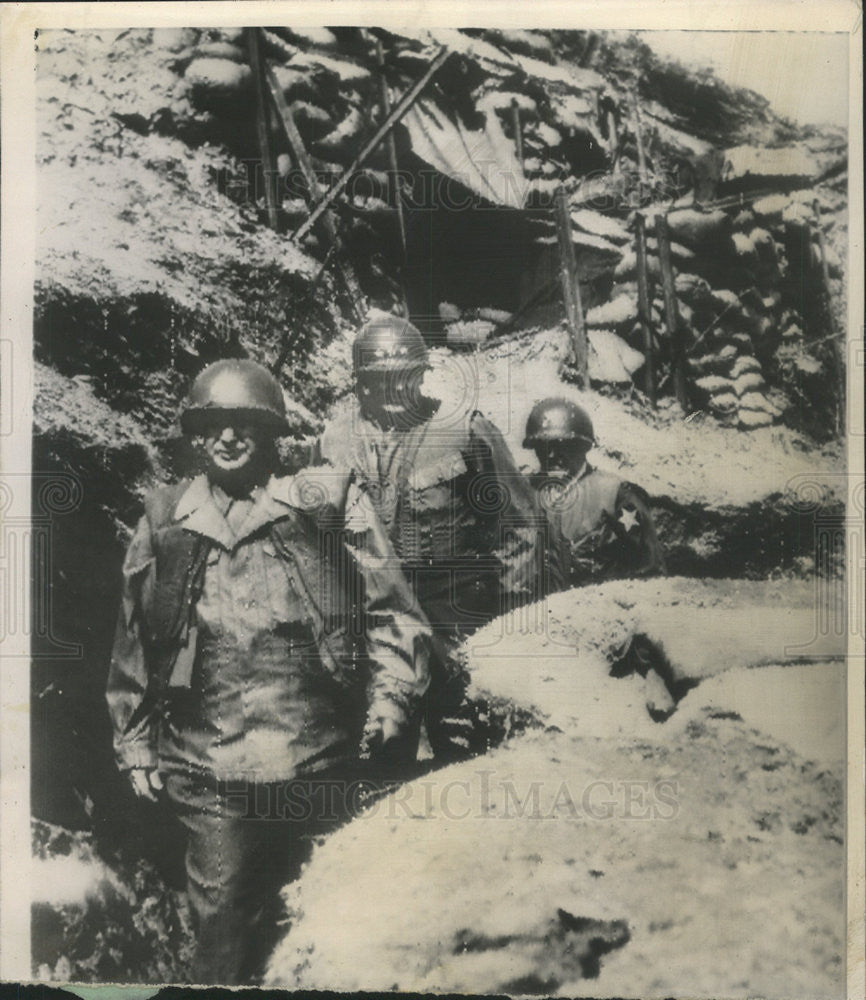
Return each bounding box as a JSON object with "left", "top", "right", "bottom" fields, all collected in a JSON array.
[
  {"left": 523, "top": 398, "right": 595, "bottom": 449},
  {"left": 180, "top": 359, "right": 289, "bottom": 434},
  {"left": 352, "top": 316, "right": 429, "bottom": 375}
]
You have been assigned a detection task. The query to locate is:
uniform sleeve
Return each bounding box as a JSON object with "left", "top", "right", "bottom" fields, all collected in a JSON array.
[
  {"left": 342, "top": 480, "right": 431, "bottom": 729},
  {"left": 105, "top": 515, "right": 160, "bottom": 771},
  {"left": 318, "top": 398, "right": 356, "bottom": 469},
  {"left": 468, "top": 414, "right": 548, "bottom": 609},
  {"left": 606, "top": 482, "right": 666, "bottom": 579}
]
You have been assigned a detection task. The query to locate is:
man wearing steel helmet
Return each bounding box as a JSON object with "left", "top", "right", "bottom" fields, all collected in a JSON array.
[
  {"left": 524, "top": 397, "right": 665, "bottom": 589},
  {"left": 106, "top": 359, "right": 429, "bottom": 984},
  {"left": 320, "top": 315, "right": 544, "bottom": 759}
]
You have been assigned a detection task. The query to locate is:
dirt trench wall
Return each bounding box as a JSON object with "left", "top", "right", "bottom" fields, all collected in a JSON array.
[{"left": 264, "top": 578, "right": 845, "bottom": 997}]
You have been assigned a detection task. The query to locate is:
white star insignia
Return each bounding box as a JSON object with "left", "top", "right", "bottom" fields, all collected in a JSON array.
[{"left": 618, "top": 506, "right": 640, "bottom": 533}]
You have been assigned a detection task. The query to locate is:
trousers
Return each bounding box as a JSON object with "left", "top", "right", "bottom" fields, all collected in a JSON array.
[{"left": 164, "top": 769, "right": 356, "bottom": 985}]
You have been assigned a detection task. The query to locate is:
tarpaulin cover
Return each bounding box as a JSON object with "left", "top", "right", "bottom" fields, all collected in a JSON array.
[{"left": 403, "top": 98, "right": 527, "bottom": 209}]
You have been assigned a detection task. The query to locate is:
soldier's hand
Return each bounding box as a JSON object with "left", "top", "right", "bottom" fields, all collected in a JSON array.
[
  {"left": 128, "top": 767, "right": 163, "bottom": 802},
  {"left": 360, "top": 716, "right": 403, "bottom": 759},
  {"left": 379, "top": 717, "right": 401, "bottom": 746}
]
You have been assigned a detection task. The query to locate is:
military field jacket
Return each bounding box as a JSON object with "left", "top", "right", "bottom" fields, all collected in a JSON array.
[
  {"left": 531, "top": 464, "right": 666, "bottom": 589},
  {"left": 320, "top": 398, "right": 546, "bottom": 631},
  {"left": 106, "top": 470, "right": 430, "bottom": 778}
]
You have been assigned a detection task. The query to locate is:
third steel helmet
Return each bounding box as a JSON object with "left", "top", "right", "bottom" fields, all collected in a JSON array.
[
  {"left": 180, "top": 359, "right": 289, "bottom": 434},
  {"left": 523, "top": 398, "right": 595, "bottom": 449},
  {"left": 352, "top": 316, "right": 429, "bottom": 375}
]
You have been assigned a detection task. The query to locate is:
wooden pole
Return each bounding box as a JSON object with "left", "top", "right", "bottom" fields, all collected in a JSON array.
[
  {"left": 292, "top": 45, "right": 452, "bottom": 244},
  {"left": 262, "top": 53, "right": 365, "bottom": 323},
  {"left": 510, "top": 98, "right": 524, "bottom": 168},
  {"left": 655, "top": 212, "right": 689, "bottom": 410},
  {"left": 634, "top": 213, "right": 656, "bottom": 406},
  {"left": 263, "top": 59, "right": 330, "bottom": 231},
  {"left": 246, "top": 27, "right": 280, "bottom": 231},
  {"left": 376, "top": 39, "right": 407, "bottom": 259},
  {"left": 579, "top": 32, "right": 599, "bottom": 68},
  {"left": 607, "top": 109, "right": 619, "bottom": 174},
  {"left": 554, "top": 187, "right": 588, "bottom": 388},
  {"left": 632, "top": 88, "right": 648, "bottom": 188},
  {"left": 812, "top": 199, "right": 845, "bottom": 435}
]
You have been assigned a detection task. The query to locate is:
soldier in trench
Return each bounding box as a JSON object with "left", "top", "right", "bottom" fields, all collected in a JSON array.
[
  {"left": 319, "top": 315, "right": 546, "bottom": 760},
  {"left": 106, "top": 359, "right": 430, "bottom": 984},
  {"left": 523, "top": 397, "right": 666, "bottom": 590}
]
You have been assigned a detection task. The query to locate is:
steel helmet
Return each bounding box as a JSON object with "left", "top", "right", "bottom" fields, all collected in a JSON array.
[
  {"left": 523, "top": 398, "right": 595, "bottom": 449},
  {"left": 180, "top": 359, "right": 289, "bottom": 434},
  {"left": 352, "top": 316, "right": 429, "bottom": 375}
]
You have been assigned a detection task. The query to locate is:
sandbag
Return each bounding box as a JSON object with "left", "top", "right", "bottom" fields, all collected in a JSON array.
[
  {"left": 314, "top": 108, "right": 365, "bottom": 155},
  {"left": 588, "top": 329, "right": 645, "bottom": 384},
  {"left": 738, "top": 408, "right": 774, "bottom": 429},
  {"left": 674, "top": 273, "right": 713, "bottom": 307},
  {"left": 446, "top": 320, "right": 496, "bottom": 346},
  {"left": 707, "top": 391, "right": 739, "bottom": 415},
  {"left": 695, "top": 375, "right": 736, "bottom": 395},
  {"left": 752, "top": 194, "right": 790, "bottom": 220},
  {"left": 586, "top": 294, "right": 638, "bottom": 328},
  {"left": 195, "top": 41, "right": 245, "bottom": 61},
  {"left": 663, "top": 208, "right": 730, "bottom": 249},
  {"left": 782, "top": 202, "right": 815, "bottom": 227},
  {"left": 732, "top": 208, "right": 756, "bottom": 231},
  {"left": 740, "top": 392, "right": 780, "bottom": 415},
  {"left": 730, "top": 232, "right": 759, "bottom": 267},
  {"left": 733, "top": 371, "right": 766, "bottom": 396},
  {"left": 571, "top": 209, "right": 630, "bottom": 244},
  {"left": 645, "top": 237, "right": 695, "bottom": 262},
  {"left": 730, "top": 333, "right": 755, "bottom": 351},
  {"left": 185, "top": 58, "right": 251, "bottom": 94},
  {"left": 729, "top": 355, "right": 762, "bottom": 379},
  {"left": 290, "top": 100, "right": 333, "bottom": 131},
  {"left": 688, "top": 352, "right": 736, "bottom": 377}
]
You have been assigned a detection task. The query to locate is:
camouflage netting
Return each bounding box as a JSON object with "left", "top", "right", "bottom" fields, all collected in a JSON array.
[{"left": 33, "top": 25, "right": 847, "bottom": 985}]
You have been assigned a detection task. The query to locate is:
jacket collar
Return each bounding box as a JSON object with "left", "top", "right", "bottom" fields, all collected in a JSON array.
[{"left": 172, "top": 474, "right": 292, "bottom": 550}]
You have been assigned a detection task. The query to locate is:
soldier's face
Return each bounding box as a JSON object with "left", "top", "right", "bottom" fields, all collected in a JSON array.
[
  {"left": 356, "top": 366, "right": 428, "bottom": 423},
  {"left": 196, "top": 419, "right": 267, "bottom": 478},
  {"left": 535, "top": 441, "right": 588, "bottom": 477}
]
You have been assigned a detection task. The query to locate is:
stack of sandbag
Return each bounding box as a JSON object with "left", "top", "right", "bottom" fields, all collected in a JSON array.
[
  {"left": 686, "top": 329, "right": 782, "bottom": 428},
  {"left": 176, "top": 27, "right": 379, "bottom": 168}
]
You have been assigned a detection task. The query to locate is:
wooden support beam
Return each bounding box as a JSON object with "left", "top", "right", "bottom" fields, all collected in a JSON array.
[
  {"left": 262, "top": 58, "right": 331, "bottom": 232},
  {"left": 579, "top": 32, "right": 599, "bottom": 68},
  {"left": 262, "top": 50, "right": 365, "bottom": 324},
  {"left": 634, "top": 213, "right": 656, "bottom": 406},
  {"left": 376, "top": 39, "right": 407, "bottom": 259},
  {"left": 554, "top": 187, "right": 588, "bottom": 388},
  {"left": 631, "top": 88, "right": 648, "bottom": 187},
  {"left": 606, "top": 109, "right": 619, "bottom": 174},
  {"left": 246, "top": 27, "right": 279, "bottom": 231},
  {"left": 655, "top": 212, "right": 689, "bottom": 410},
  {"left": 511, "top": 98, "right": 524, "bottom": 168},
  {"left": 813, "top": 199, "right": 845, "bottom": 435},
  {"left": 292, "top": 45, "right": 452, "bottom": 244}
]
